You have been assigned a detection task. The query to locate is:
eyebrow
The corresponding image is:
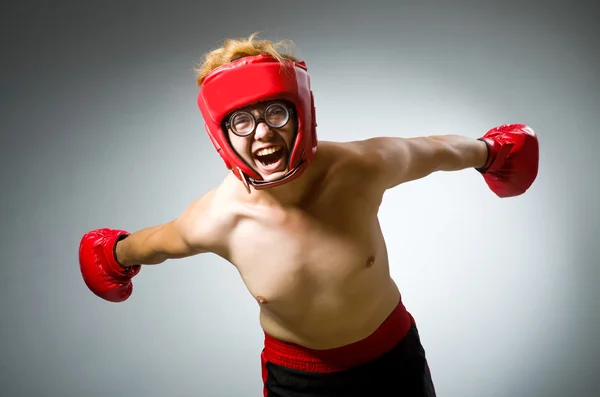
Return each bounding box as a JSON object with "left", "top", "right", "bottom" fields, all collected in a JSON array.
[{"left": 240, "top": 100, "right": 279, "bottom": 113}]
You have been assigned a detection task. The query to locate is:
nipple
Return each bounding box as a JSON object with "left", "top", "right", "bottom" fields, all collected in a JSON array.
[
  {"left": 256, "top": 296, "right": 268, "bottom": 304},
  {"left": 366, "top": 256, "right": 375, "bottom": 268}
]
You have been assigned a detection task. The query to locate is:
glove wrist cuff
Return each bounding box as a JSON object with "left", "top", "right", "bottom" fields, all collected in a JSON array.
[
  {"left": 476, "top": 136, "right": 513, "bottom": 174},
  {"left": 102, "top": 232, "right": 141, "bottom": 279},
  {"left": 475, "top": 138, "right": 492, "bottom": 173}
]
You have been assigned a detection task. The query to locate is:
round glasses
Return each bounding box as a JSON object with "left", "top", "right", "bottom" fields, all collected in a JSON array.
[{"left": 226, "top": 102, "right": 294, "bottom": 137}]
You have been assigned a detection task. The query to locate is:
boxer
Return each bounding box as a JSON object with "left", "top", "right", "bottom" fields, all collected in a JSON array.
[{"left": 79, "top": 34, "right": 539, "bottom": 396}]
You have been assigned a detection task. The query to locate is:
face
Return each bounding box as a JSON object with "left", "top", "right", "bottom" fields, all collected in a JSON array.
[{"left": 226, "top": 100, "right": 298, "bottom": 182}]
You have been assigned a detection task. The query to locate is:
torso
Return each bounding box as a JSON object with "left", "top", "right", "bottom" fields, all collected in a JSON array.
[{"left": 198, "top": 141, "right": 403, "bottom": 349}]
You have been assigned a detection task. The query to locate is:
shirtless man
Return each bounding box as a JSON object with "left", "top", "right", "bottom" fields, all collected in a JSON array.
[{"left": 79, "top": 34, "right": 539, "bottom": 397}]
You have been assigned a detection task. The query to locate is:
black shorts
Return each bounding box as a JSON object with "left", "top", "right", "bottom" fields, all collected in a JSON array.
[{"left": 260, "top": 301, "right": 436, "bottom": 397}]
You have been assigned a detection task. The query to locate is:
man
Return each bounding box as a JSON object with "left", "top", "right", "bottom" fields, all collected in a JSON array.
[{"left": 79, "top": 34, "right": 539, "bottom": 397}]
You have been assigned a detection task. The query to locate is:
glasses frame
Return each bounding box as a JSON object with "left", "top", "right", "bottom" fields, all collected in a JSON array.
[{"left": 225, "top": 102, "right": 295, "bottom": 137}]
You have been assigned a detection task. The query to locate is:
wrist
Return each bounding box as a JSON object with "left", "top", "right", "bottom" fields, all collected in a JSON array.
[
  {"left": 114, "top": 235, "right": 133, "bottom": 268},
  {"left": 474, "top": 139, "right": 490, "bottom": 171}
]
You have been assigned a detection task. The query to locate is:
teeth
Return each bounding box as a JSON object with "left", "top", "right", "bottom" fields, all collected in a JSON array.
[{"left": 256, "top": 146, "right": 281, "bottom": 157}]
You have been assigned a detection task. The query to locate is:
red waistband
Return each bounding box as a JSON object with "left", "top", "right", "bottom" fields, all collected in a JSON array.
[{"left": 261, "top": 300, "right": 413, "bottom": 373}]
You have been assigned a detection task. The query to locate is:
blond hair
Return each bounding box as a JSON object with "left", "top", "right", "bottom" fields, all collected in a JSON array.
[{"left": 194, "top": 32, "right": 299, "bottom": 86}]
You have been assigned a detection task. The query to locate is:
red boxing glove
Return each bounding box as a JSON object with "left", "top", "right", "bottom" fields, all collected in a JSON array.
[
  {"left": 476, "top": 124, "right": 539, "bottom": 198},
  {"left": 79, "top": 228, "right": 141, "bottom": 303}
]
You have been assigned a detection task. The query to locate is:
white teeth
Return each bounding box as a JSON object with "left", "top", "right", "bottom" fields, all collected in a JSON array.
[{"left": 256, "top": 146, "right": 281, "bottom": 157}]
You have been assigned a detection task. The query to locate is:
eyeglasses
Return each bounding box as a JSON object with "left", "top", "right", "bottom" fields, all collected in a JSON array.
[{"left": 225, "top": 102, "right": 294, "bottom": 137}]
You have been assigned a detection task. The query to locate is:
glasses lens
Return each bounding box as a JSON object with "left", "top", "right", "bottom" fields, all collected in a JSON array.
[
  {"left": 230, "top": 112, "right": 254, "bottom": 135},
  {"left": 265, "top": 104, "right": 289, "bottom": 128}
]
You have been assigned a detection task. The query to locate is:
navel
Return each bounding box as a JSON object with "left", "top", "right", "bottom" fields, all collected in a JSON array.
[{"left": 366, "top": 256, "right": 375, "bottom": 268}]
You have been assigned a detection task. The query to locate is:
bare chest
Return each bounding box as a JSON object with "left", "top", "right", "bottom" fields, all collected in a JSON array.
[{"left": 227, "top": 198, "right": 386, "bottom": 305}]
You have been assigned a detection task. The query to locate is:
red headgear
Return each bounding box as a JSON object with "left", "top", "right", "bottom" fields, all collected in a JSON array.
[{"left": 197, "top": 54, "right": 318, "bottom": 193}]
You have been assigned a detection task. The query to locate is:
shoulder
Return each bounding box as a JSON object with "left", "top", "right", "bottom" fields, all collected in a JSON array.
[
  {"left": 315, "top": 139, "right": 386, "bottom": 178},
  {"left": 176, "top": 178, "right": 243, "bottom": 255},
  {"left": 312, "top": 138, "right": 411, "bottom": 196}
]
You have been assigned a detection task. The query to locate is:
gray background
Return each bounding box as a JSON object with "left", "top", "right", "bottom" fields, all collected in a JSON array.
[{"left": 1, "top": 0, "right": 598, "bottom": 396}]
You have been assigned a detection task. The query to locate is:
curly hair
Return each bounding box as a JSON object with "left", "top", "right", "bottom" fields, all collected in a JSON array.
[{"left": 194, "top": 32, "right": 299, "bottom": 86}]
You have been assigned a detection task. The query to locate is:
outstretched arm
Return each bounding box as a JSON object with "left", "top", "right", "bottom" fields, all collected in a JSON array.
[
  {"left": 352, "top": 124, "right": 539, "bottom": 198},
  {"left": 357, "top": 134, "right": 489, "bottom": 190},
  {"left": 114, "top": 220, "right": 202, "bottom": 267},
  {"left": 114, "top": 190, "right": 221, "bottom": 267},
  {"left": 79, "top": 189, "right": 223, "bottom": 302}
]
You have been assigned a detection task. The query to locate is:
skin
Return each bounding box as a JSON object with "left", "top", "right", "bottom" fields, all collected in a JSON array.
[
  {"left": 227, "top": 99, "right": 298, "bottom": 183},
  {"left": 115, "top": 101, "right": 489, "bottom": 349}
]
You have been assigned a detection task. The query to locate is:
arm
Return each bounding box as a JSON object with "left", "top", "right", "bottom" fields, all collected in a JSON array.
[
  {"left": 78, "top": 190, "right": 222, "bottom": 302},
  {"left": 114, "top": 220, "right": 202, "bottom": 267},
  {"left": 115, "top": 191, "right": 219, "bottom": 267},
  {"left": 357, "top": 134, "right": 489, "bottom": 190}
]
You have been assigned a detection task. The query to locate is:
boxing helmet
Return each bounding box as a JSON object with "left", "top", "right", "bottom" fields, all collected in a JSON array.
[{"left": 197, "top": 54, "right": 318, "bottom": 193}]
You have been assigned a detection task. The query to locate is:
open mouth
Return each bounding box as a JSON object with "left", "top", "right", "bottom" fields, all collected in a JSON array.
[{"left": 253, "top": 145, "right": 286, "bottom": 172}]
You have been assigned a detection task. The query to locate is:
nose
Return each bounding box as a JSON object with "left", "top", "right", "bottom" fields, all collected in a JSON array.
[{"left": 253, "top": 120, "right": 273, "bottom": 140}]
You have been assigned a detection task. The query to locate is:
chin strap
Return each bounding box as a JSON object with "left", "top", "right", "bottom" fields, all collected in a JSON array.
[
  {"left": 237, "top": 159, "right": 307, "bottom": 194},
  {"left": 238, "top": 168, "right": 252, "bottom": 194}
]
